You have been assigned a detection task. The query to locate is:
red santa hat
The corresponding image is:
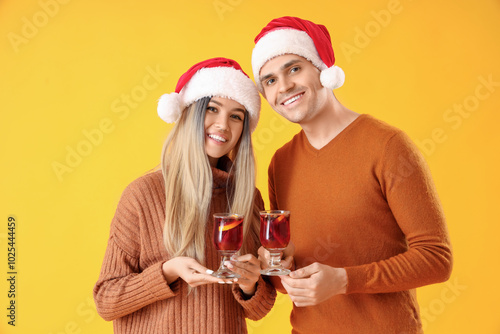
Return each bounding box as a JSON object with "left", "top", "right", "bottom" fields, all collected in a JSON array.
[
  {"left": 252, "top": 16, "right": 345, "bottom": 93},
  {"left": 157, "top": 57, "right": 261, "bottom": 132}
]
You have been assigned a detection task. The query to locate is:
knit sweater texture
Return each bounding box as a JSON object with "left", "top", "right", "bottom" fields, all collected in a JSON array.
[
  {"left": 94, "top": 162, "right": 276, "bottom": 333},
  {"left": 268, "top": 114, "right": 452, "bottom": 334}
]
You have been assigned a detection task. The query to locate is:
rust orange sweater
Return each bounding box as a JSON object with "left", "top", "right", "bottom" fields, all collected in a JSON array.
[
  {"left": 268, "top": 114, "right": 452, "bottom": 334},
  {"left": 94, "top": 164, "right": 276, "bottom": 333}
]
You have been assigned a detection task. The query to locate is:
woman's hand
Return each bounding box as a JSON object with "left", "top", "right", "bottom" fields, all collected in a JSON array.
[
  {"left": 162, "top": 256, "right": 233, "bottom": 287},
  {"left": 225, "top": 254, "right": 262, "bottom": 296}
]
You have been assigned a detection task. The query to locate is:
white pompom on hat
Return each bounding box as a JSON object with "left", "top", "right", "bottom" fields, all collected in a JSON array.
[
  {"left": 252, "top": 16, "right": 345, "bottom": 93},
  {"left": 157, "top": 57, "right": 261, "bottom": 132}
]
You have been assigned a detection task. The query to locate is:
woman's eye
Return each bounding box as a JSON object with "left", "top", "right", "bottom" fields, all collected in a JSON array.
[
  {"left": 207, "top": 106, "right": 217, "bottom": 113},
  {"left": 231, "top": 114, "right": 243, "bottom": 121}
]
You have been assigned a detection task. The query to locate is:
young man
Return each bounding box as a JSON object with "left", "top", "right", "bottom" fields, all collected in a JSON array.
[{"left": 252, "top": 16, "right": 453, "bottom": 333}]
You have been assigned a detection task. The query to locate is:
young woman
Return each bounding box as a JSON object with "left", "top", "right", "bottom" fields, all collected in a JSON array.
[{"left": 93, "top": 58, "right": 276, "bottom": 333}]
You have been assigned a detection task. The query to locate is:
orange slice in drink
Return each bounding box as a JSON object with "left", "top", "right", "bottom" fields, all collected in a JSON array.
[
  {"left": 219, "top": 218, "right": 243, "bottom": 231},
  {"left": 273, "top": 214, "right": 285, "bottom": 224}
]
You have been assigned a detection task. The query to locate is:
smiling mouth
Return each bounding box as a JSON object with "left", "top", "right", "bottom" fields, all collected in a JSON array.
[
  {"left": 208, "top": 134, "right": 228, "bottom": 143},
  {"left": 282, "top": 93, "right": 304, "bottom": 106}
]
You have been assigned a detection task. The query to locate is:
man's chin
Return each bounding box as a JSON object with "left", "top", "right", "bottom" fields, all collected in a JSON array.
[{"left": 276, "top": 112, "right": 302, "bottom": 124}]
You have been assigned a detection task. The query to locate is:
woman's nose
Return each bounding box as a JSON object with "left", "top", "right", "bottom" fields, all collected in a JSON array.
[{"left": 214, "top": 114, "right": 228, "bottom": 131}]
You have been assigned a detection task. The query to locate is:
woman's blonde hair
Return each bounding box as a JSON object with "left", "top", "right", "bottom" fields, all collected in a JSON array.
[{"left": 161, "top": 97, "right": 260, "bottom": 265}]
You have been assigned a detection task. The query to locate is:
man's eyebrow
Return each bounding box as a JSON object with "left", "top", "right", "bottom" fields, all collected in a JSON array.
[
  {"left": 259, "top": 59, "right": 304, "bottom": 83},
  {"left": 260, "top": 73, "right": 273, "bottom": 83}
]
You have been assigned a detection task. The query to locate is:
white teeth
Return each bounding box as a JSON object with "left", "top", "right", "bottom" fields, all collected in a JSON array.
[
  {"left": 283, "top": 94, "right": 303, "bottom": 106},
  {"left": 209, "top": 134, "right": 227, "bottom": 143}
]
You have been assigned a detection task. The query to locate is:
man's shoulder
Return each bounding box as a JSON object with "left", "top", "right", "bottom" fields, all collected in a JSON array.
[
  {"left": 337, "top": 114, "right": 411, "bottom": 155},
  {"left": 270, "top": 115, "right": 409, "bottom": 159},
  {"left": 358, "top": 114, "right": 404, "bottom": 138},
  {"left": 359, "top": 115, "right": 422, "bottom": 159}
]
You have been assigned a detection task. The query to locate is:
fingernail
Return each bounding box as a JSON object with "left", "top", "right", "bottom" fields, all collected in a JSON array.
[
  {"left": 218, "top": 281, "right": 225, "bottom": 284},
  {"left": 233, "top": 278, "right": 238, "bottom": 282},
  {"left": 206, "top": 269, "right": 214, "bottom": 275},
  {"left": 224, "top": 261, "right": 233, "bottom": 269}
]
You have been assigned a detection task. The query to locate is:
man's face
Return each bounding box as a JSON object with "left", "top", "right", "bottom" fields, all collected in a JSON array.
[{"left": 259, "top": 54, "right": 329, "bottom": 125}]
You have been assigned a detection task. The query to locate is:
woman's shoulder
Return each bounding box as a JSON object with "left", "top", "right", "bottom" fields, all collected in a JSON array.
[
  {"left": 121, "top": 169, "right": 164, "bottom": 204},
  {"left": 130, "top": 169, "right": 163, "bottom": 186}
]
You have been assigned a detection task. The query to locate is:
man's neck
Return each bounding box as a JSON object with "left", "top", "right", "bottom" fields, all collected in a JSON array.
[{"left": 301, "top": 94, "right": 359, "bottom": 150}]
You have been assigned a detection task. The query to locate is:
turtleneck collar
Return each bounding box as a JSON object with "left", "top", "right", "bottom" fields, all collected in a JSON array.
[{"left": 211, "top": 155, "right": 233, "bottom": 191}]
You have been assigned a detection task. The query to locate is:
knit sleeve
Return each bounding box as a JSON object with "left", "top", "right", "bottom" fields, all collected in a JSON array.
[
  {"left": 232, "top": 276, "right": 277, "bottom": 320},
  {"left": 93, "top": 181, "right": 179, "bottom": 321},
  {"left": 345, "top": 131, "right": 453, "bottom": 294}
]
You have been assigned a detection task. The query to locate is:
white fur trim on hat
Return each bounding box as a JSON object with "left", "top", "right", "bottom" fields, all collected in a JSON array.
[
  {"left": 157, "top": 67, "right": 261, "bottom": 132},
  {"left": 252, "top": 28, "right": 344, "bottom": 92},
  {"left": 182, "top": 67, "right": 259, "bottom": 115},
  {"left": 320, "top": 65, "right": 345, "bottom": 90},
  {"left": 157, "top": 93, "right": 182, "bottom": 123}
]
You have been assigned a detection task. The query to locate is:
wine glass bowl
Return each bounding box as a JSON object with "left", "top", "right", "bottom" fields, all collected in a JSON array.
[
  {"left": 211, "top": 213, "right": 244, "bottom": 280},
  {"left": 259, "top": 210, "right": 291, "bottom": 276}
]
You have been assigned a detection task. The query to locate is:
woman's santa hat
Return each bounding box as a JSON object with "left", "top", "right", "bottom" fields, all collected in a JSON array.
[
  {"left": 157, "top": 57, "right": 261, "bottom": 132},
  {"left": 252, "top": 16, "right": 345, "bottom": 93}
]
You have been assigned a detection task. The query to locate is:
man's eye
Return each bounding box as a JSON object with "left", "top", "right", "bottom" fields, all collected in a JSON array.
[
  {"left": 290, "top": 66, "right": 300, "bottom": 73},
  {"left": 266, "top": 78, "right": 275, "bottom": 85}
]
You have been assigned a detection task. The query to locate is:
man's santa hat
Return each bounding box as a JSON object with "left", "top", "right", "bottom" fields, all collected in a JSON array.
[
  {"left": 252, "top": 16, "right": 345, "bottom": 93},
  {"left": 157, "top": 57, "right": 261, "bottom": 132}
]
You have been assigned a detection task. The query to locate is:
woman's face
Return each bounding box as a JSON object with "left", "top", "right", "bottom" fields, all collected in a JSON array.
[{"left": 204, "top": 97, "right": 246, "bottom": 167}]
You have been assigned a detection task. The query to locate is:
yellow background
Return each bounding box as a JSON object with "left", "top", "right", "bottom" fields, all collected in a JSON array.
[{"left": 1, "top": 0, "right": 499, "bottom": 333}]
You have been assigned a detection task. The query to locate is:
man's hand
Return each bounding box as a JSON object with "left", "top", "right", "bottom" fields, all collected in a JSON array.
[
  {"left": 280, "top": 262, "right": 347, "bottom": 307},
  {"left": 162, "top": 256, "right": 233, "bottom": 287},
  {"left": 258, "top": 241, "right": 295, "bottom": 270}
]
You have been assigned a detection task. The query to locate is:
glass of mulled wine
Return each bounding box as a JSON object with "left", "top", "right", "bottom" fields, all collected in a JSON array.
[
  {"left": 259, "top": 210, "right": 291, "bottom": 276},
  {"left": 211, "top": 213, "right": 244, "bottom": 280}
]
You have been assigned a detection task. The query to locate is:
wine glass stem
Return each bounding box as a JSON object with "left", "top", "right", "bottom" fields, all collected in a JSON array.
[
  {"left": 218, "top": 254, "right": 232, "bottom": 270},
  {"left": 269, "top": 252, "right": 283, "bottom": 268}
]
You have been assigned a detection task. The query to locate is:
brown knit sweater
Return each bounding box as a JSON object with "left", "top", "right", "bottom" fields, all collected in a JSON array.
[
  {"left": 94, "top": 163, "right": 276, "bottom": 333},
  {"left": 268, "top": 114, "right": 453, "bottom": 334}
]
